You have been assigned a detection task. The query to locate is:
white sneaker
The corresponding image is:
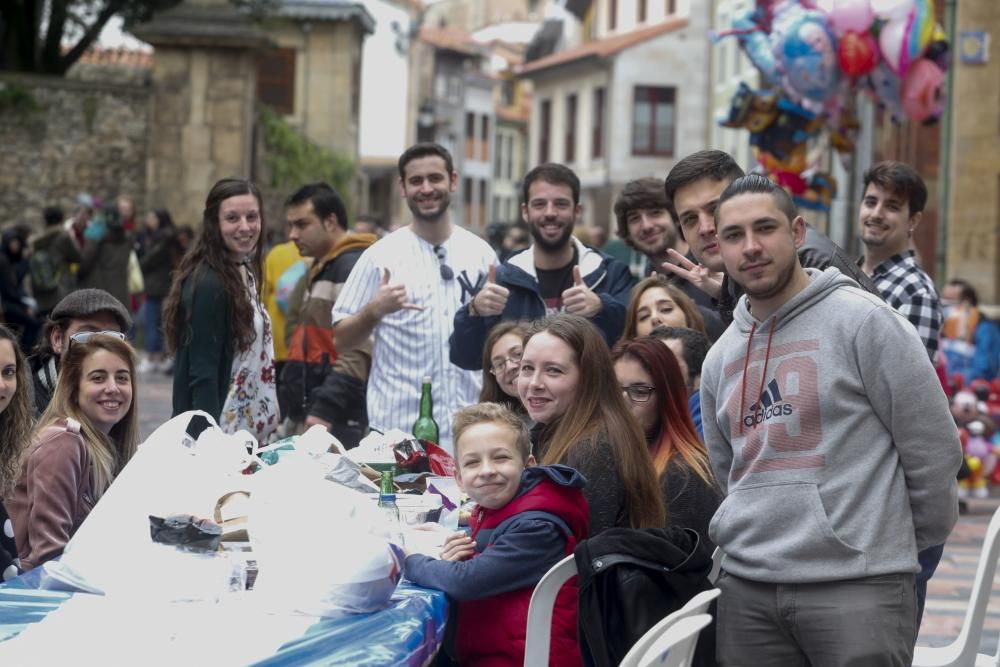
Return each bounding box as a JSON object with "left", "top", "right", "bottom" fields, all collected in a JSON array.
[{"left": 137, "top": 358, "right": 155, "bottom": 374}]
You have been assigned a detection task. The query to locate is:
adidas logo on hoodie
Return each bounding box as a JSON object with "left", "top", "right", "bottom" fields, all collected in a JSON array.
[{"left": 743, "top": 379, "right": 795, "bottom": 428}]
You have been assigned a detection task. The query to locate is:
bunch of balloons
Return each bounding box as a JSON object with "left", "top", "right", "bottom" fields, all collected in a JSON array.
[{"left": 715, "top": 0, "right": 949, "bottom": 210}]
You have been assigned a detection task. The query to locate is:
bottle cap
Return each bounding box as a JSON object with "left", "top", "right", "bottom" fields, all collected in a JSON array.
[{"left": 423, "top": 375, "right": 431, "bottom": 384}]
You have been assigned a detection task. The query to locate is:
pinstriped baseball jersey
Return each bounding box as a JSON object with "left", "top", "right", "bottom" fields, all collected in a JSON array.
[{"left": 332, "top": 224, "right": 497, "bottom": 451}]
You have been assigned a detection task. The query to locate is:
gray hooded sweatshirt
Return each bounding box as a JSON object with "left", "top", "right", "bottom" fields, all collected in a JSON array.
[{"left": 702, "top": 267, "right": 961, "bottom": 583}]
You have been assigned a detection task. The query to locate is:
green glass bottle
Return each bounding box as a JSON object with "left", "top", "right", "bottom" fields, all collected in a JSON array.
[
  {"left": 412, "top": 375, "right": 440, "bottom": 444},
  {"left": 377, "top": 470, "right": 400, "bottom": 519},
  {"left": 377, "top": 470, "right": 404, "bottom": 546}
]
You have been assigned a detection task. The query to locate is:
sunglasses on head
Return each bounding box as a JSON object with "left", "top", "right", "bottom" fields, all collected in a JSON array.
[{"left": 68, "top": 330, "right": 127, "bottom": 347}]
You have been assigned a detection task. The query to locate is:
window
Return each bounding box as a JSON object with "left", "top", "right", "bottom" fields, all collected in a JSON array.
[
  {"left": 565, "top": 94, "right": 577, "bottom": 163},
  {"left": 257, "top": 47, "right": 296, "bottom": 115},
  {"left": 666, "top": 0, "right": 676, "bottom": 14},
  {"left": 609, "top": 0, "right": 617, "bottom": 31},
  {"left": 592, "top": 87, "right": 605, "bottom": 159},
  {"left": 463, "top": 176, "right": 473, "bottom": 208},
  {"left": 505, "top": 135, "right": 514, "bottom": 180},
  {"left": 465, "top": 112, "right": 476, "bottom": 160},
  {"left": 632, "top": 86, "right": 676, "bottom": 156},
  {"left": 495, "top": 132, "right": 504, "bottom": 175},
  {"left": 637, "top": 0, "right": 647, "bottom": 23},
  {"left": 539, "top": 99, "right": 551, "bottom": 163},
  {"left": 481, "top": 114, "right": 490, "bottom": 161}
]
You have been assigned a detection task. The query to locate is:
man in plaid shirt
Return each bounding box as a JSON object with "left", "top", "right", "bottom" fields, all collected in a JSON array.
[
  {"left": 858, "top": 160, "right": 944, "bottom": 628},
  {"left": 859, "top": 161, "right": 942, "bottom": 360}
]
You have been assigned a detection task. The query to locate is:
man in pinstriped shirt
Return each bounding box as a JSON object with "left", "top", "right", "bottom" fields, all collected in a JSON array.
[{"left": 332, "top": 143, "right": 496, "bottom": 452}]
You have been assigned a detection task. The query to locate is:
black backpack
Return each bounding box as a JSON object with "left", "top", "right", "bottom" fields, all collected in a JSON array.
[
  {"left": 574, "top": 526, "right": 715, "bottom": 667},
  {"left": 29, "top": 248, "right": 61, "bottom": 293}
]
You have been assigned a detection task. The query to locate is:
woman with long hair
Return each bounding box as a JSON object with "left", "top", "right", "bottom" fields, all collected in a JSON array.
[
  {"left": 164, "top": 178, "right": 279, "bottom": 443},
  {"left": 0, "top": 324, "right": 34, "bottom": 581},
  {"left": 479, "top": 320, "right": 529, "bottom": 418},
  {"left": 8, "top": 333, "right": 139, "bottom": 571},
  {"left": 517, "top": 314, "right": 664, "bottom": 534},
  {"left": 621, "top": 276, "right": 706, "bottom": 341},
  {"left": 612, "top": 336, "right": 721, "bottom": 548}
]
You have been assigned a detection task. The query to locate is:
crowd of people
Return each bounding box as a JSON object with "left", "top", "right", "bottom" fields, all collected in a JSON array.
[{"left": 0, "top": 140, "right": 986, "bottom": 665}]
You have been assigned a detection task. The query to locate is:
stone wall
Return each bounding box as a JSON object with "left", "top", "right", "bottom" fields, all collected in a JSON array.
[{"left": 0, "top": 74, "right": 150, "bottom": 229}]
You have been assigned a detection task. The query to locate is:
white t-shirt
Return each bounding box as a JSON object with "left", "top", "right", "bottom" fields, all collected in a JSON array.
[{"left": 332, "top": 224, "right": 497, "bottom": 451}]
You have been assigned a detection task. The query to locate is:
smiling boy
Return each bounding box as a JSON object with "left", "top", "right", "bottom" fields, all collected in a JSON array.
[{"left": 403, "top": 403, "right": 589, "bottom": 666}]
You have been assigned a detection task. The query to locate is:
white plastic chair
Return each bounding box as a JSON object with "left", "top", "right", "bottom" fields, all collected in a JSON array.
[
  {"left": 524, "top": 554, "right": 577, "bottom": 667},
  {"left": 635, "top": 614, "right": 714, "bottom": 667},
  {"left": 709, "top": 547, "right": 723, "bottom": 584},
  {"left": 619, "top": 588, "right": 721, "bottom": 667},
  {"left": 912, "top": 506, "right": 1000, "bottom": 667}
]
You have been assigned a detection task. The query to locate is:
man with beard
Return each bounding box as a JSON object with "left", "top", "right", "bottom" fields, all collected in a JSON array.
[
  {"left": 613, "top": 177, "right": 725, "bottom": 340},
  {"left": 701, "top": 175, "right": 960, "bottom": 666},
  {"left": 333, "top": 143, "right": 496, "bottom": 451},
  {"left": 449, "top": 163, "right": 635, "bottom": 370},
  {"left": 660, "top": 150, "right": 878, "bottom": 325},
  {"left": 858, "top": 161, "right": 941, "bottom": 360}
]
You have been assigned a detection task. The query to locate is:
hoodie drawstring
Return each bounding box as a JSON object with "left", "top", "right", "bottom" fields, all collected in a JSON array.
[{"left": 737, "top": 316, "right": 779, "bottom": 435}]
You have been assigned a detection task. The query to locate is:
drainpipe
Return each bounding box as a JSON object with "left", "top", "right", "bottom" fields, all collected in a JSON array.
[{"left": 936, "top": 0, "right": 957, "bottom": 285}]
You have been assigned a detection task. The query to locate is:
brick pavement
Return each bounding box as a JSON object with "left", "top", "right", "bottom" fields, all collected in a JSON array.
[
  {"left": 919, "top": 496, "right": 1000, "bottom": 655},
  {"left": 135, "top": 371, "right": 1000, "bottom": 654}
]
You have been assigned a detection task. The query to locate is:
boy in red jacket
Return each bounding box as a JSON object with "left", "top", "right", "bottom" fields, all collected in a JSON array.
[{"left": 404, "top": 403, "right": 589, "bottom": 666}]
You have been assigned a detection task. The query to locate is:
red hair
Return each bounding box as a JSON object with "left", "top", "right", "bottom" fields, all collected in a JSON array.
[{"left": 611, "top": 337, "right": 715, "bottom": 486}]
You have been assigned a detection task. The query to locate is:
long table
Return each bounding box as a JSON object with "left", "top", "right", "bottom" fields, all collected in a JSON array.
[{"left": 0, "top": 571, "right": 448, "bottom": 666}]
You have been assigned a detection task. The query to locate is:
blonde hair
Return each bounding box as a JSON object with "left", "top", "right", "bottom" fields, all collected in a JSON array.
[
  {"left": 35, "top": 334, "right": 140, "bottom": 498},
  {"left": 453, "top": 402, "right": 531, "bottom": 461}
]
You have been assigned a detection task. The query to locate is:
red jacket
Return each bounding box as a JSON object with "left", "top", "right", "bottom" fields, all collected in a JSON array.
[{"left": 457, "top": 472, "right": 589, "bottom": 666}]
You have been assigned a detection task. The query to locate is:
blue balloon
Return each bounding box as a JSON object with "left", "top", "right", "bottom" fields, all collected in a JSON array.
[{"left": 775, "top": 10, "right": 840, "bottom": 102}]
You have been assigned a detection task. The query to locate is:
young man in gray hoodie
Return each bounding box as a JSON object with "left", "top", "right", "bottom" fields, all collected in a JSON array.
[{"left": 702, "top": 174, "right": 961, "bottom": 665}]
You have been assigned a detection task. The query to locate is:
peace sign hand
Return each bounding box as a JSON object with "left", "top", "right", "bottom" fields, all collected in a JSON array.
[{"left": 660, "top": 249, "right": 724, "bottom": 301}]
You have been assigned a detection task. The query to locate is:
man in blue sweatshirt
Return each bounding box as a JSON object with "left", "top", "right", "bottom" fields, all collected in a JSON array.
[
  {"left": 702, "top": 175, "right": 961, "bottom": 665},
  {"left": 449, "top": 163, "right": 634, "bottom": 370}
]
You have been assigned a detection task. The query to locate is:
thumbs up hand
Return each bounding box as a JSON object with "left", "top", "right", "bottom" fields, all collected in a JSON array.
[
  {"left": 369, "top": 268, "right": 424, "bottom": 319},
  {"left": 561, "top": 265, "right": 602, "bottom": 318},
  {"left": 471, "top": 262, "right": 510, "bottom": 317}
]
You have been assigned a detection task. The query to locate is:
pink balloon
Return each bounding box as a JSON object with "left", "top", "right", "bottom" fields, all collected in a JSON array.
[
  {"left": 828, "top": 0, "right": 875, "bottom": 35},
  {"left": 902, "top": 58, "right": 945, "bottom": 121},
  {"left": 879, "top": 18, "right": 907, "bottom": 73}
]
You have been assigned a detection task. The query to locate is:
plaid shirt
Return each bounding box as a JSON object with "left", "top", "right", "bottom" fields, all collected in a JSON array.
[{"left": 867, "top": 250, "right": 942, "bottom": 359}]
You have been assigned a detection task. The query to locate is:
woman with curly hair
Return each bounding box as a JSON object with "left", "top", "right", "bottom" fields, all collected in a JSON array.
[
  {"left": 164, "top": 179, "right": 279, "bottom": 442},
  {"left": 621, "top": 275, "right": 707, "bottom": 341},
  {"left": 0, "top": 325, "right": 33, "bottom": 581},
  {"left": 9, "top": 333, "right": 140, "bottom": 571},
  {"left": 612, "top": 336, "right": 721, "bottom": 549}
]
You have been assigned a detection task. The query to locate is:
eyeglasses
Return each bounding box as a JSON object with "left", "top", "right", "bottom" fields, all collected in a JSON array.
[
  {"left": 490, "top": 351, "right": 523, "bottom": 375},
  {"left": 68, "top": 330, "right": 127, "bottom": 347},
  {"left": 434, "top": 245, "right": 454, "bottom": 281},
  {"left": 621, "top": 384, "right": 656, "bottom": 403}
]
